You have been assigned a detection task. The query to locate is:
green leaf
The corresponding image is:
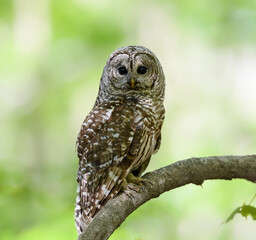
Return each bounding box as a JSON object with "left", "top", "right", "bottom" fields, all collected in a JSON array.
[
  {"left": 240, "top": 205, "right": 256, "bottom": 220},
  {"left": 223, "top": 204, "right": 256, "bottom": 224}
]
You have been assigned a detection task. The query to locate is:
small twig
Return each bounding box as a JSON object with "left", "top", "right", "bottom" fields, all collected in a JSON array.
[{"left": 249, "top": 193, "right": 256, "bottom": 205}]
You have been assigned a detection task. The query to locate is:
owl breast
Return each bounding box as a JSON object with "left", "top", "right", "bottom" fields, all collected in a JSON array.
[{"left": 128, "top": 97, "right": 164, "bottom": 172}]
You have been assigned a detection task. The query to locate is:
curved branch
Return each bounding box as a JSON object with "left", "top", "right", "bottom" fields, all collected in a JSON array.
[{"left": 78, "top": 155, "right": 256, "bottom": 240}]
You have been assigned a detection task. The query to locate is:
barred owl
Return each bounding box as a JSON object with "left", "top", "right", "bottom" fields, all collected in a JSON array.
[{"left": 75, "top": 46, "right": 165, "bottom": 234}]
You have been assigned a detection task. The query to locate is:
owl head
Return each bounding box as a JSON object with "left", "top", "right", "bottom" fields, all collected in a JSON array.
[{"left": 97, "top": 46, "right": 165, "bottom": 103}]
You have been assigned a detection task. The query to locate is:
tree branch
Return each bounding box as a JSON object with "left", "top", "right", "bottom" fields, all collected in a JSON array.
[{"left": 78, "top": 155, "right": 256, "bottom": 240}]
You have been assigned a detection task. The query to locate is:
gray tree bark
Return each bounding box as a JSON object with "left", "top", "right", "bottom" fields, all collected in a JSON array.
[{"left": 78, "top": 155, "right": 256, "bottom": 240}]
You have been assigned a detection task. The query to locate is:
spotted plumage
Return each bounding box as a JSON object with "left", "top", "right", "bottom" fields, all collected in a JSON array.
[{"left": 75, "top": 46, "right": 165, "bottom": 235}]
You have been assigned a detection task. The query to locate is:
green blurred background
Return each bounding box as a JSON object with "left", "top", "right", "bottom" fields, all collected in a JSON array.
[{"left": 0, "top": 0, "right": 256, "bottom": 239}]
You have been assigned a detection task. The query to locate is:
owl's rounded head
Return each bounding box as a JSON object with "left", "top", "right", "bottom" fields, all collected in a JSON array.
[{"left": 98, "top": 46, "right": 165, "bottom": 102}]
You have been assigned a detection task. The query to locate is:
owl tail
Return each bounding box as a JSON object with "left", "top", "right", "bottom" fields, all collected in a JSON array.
[
  {"left": 75, "top": 167, "right": 126, "bottom": 235},
  {"left": 74, "top": 183, "right": 91, "bottom": 235}
]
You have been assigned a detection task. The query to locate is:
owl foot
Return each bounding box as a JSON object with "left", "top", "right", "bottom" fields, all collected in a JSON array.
[
  {"left": 122, "top": 173, "right": 152, "bottom": 200},
  {"left": 127, "top": 172, "right": 151, "bottom": 187},
  {"left": 121, "top": 179, "right": 139, "bottom": 200}
]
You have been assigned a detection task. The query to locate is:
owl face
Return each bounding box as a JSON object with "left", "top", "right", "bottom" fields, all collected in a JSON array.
[
  {"left": 100, "top": 46, "right": 165, "bottom": 99},
  {"left": 108, "top": 52, "right": 157, "bottom": 91}
]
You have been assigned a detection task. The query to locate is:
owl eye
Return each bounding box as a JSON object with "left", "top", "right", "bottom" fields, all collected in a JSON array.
[
  {"left": 118, "top": 66, "right": 128, "bottom": 75},
  {"left": 137, "top": 66, "right": 147, "bottom": 74}
]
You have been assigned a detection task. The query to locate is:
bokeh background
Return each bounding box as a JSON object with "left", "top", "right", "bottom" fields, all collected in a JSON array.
[{"left": 0, "top": 0, "right": 256, "bottom": 239}]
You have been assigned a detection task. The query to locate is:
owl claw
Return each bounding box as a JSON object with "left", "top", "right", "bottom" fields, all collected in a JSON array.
[
  {"left": 144, "top": 178, "right": 153, "bottom": 186},
  {"left": 127, "top": 183, "right": 141, "bottom": 192},
  {"left": 139, "top": 178, "right": 153, "bottom": 186},
  {"left": 121, "top": 177, "right": 141, "bottom": 200},
  {"left": 124, "top": 189, "right": 136, "bottom": 200},
  {"left": 122, "top": 173, "right": 151, "bottom": 200},
  {"left": 123, "top": 183, "right": 141, "bottom": 200}
]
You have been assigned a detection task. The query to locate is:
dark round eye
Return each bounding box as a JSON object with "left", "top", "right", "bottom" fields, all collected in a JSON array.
[
  {"left": 118, "top": 66, "right": 128, "bottom": 75},
  {"left": 137, "top": 66, "right": 147, "bottom": 74}
]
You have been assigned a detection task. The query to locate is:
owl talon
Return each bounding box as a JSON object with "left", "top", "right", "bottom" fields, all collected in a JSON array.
[
  {"left": 123, "top": 183, "right": 141, "bottom": 200},
  {"left": 127, "top": 183, "right": 141, "bottom": 192},
  {"left": 139, "top": 178, "right": 152, "bottom": 186},
  {"left": 145, "top": 179, "right": 153, "bottom": 186},
  {"left": 124, "top": 189, "right": 136, "bottom": 200}
]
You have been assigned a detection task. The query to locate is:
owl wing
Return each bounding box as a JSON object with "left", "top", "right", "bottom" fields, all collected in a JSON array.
[
  {"left": 76, "top": 102, "right": 145, "bottom": 225},
  {"left": 153, "top": 133, "right": 161, "bottom": 154}
]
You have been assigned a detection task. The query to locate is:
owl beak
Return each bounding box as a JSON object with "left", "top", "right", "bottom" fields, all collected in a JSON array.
[{"left": 130, "top": 78, "right": 136, "bottom": 88}]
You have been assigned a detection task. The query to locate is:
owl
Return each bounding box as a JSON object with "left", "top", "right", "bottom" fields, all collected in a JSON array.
[{"left": 75, "top": 46, "right": 165, "bottom": 235}]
